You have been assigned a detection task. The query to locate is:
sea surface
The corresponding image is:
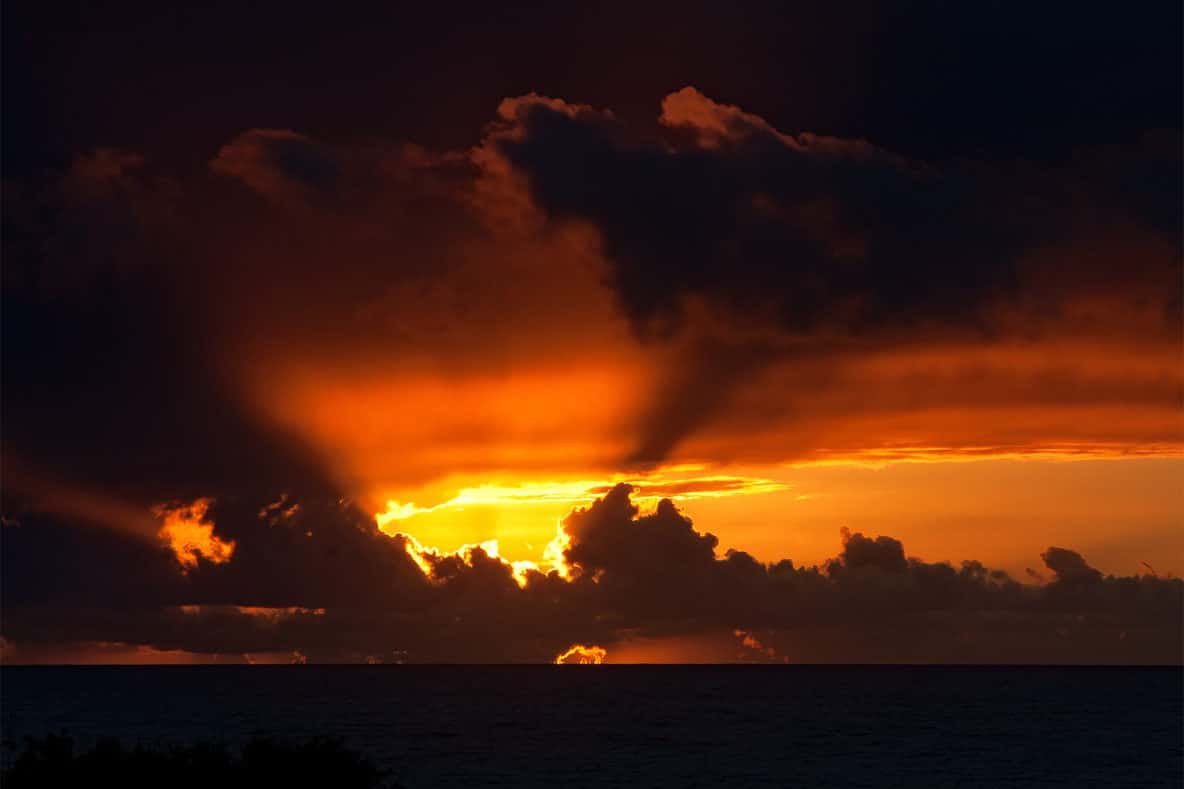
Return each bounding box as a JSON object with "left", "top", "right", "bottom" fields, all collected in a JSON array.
[{"left": 2, "top": 666, "right": 1180, "bottom": 787}]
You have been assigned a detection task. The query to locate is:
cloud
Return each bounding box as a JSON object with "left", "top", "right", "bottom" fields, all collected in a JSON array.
[
  {"left": 1, "top": 87, "right": 1180, "bottom": 664},
  {"left": 154, "top": 499, "right": 235, "bottom": 570},
  {"left": 6, "top": 88, "right": 1173, "bottom": 515},
  {"left": 210, "top": 129, "right": 341, "bottom": 207},
  {"left": 487, "top": 87, "right": 1182, "bottom": 464},
  {"left": 560, "top": 484, "right": 720, "bottom": 618},
  {"left": 4, "top": 486, "right": 1179, "bottom": 664},
  {"left": 492, "top": 88, "right": 1013, "bottom": 336}
]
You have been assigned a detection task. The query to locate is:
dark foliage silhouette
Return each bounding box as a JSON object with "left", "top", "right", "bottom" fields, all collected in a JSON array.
[{"left": 2, "top": 733, "right": 398, "bottom": 789}]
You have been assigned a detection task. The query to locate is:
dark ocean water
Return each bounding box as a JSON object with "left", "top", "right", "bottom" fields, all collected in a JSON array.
[{"left": 2, "top": 666, "right": 1180, "bottom": 787}]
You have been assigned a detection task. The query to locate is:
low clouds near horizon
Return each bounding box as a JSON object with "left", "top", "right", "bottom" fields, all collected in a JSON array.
[{"left": 3, "top": 484, "right": 1180, "bottom": 664}]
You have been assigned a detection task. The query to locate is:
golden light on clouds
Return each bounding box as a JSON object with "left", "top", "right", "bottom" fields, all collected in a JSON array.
[
  {"left": 374, "top": 469, "right": 791, "bottom": 572},
  {"left": 554, "top": 644, "right": 607, "bottom": 664},
  {"left": 393, "top": 532, "right": 543, "bottom": 588},
  {"left": 153, "top": 499, "right": 235, "bottom": 570},
  {"left": 243, "top": 345, "right": 648, "bottom": 501},
  {"left": 218, "top": 136, "right": 1181, "bottom": 592},
  {"left": 374, "top": 470, "right": 789, "bottom": 528},
  {"left": 4, "top": 6, "right": 1183, "bottom": 673}
]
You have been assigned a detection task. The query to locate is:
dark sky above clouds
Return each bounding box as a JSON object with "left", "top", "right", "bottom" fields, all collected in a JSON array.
[
  {"left": 2, "top": 0, "right": 1181, "bottom": 664},
  {"left": 6, "top": 1, "right": 1181, "bottom": 170}
]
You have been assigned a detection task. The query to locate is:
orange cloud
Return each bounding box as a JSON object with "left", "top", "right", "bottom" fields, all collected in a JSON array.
[
  {"left": 153, "top": 499, "right": 235, "bottom": 571},
  {"left": 554, "top": 644, "right": 607, "bottom": 664}
]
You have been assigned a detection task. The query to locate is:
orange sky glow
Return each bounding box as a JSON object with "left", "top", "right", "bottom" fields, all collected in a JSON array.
[{"left": 2, "top": 75, "right": 1180, "bottom": 665}]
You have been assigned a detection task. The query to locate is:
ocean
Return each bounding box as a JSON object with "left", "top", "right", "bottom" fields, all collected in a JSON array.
[{"left": 2, "top": 665, "right": 1180, "bottom": 787}]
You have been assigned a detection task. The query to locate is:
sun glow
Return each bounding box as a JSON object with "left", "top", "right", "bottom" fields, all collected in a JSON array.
[
  {"left": 374, "top": 480, "right": 608, "bottom": 530},
  {"left": 374, "top": 470, "right": 789, "bottom": 582},
  {"left": 375, "top": 470, "right": 790, "bottom": 531}
]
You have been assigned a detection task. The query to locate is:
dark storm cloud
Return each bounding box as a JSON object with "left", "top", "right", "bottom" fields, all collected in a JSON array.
[
  {"left": 496, "top": 91, "right": 1019, "bottom": 334},
  {"left": 489, "top": 89, "right": 1182, "bottom": 464},
  {"left": 3, "top": 485, "right": 1180, "bottom": 663}
]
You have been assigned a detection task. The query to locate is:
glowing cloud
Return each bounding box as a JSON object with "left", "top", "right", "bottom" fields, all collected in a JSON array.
[
  {"left": 375, "top": 472, "right": 788, "bottom": 532},
  {"left": 153, "top": 499, "right": 235, "bottom": 570},
  {"left": 373, "top": 471, "right": 790, "bottom": 578},
  {"left": 554, "top": 644, "right": 607, "bottom": 664},
  {"left": 541, "top": 524, "right": 573, "bottom": 580},
  {"left": 393, "top": 534, "right": 540, "bottom": 588}
]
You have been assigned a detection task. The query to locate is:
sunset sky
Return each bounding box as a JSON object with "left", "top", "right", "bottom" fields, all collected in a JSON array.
[{"left": 2, "top": 1, "right": 1181, "bottom": 664}]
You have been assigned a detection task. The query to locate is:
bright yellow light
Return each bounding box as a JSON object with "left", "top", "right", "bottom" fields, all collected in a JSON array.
[
  {"left": 397, "top": 531, "right": 438, "bottom": 577},
  {"left": 374, "top": 500, "right": 433, "bottom": 528},
  {"left": 373, "top": 469, "right": 790, "bottom": 581},
  {"left": 375, "top": 470, "right": 790, "bottom": 530},
  {"left": 389, "top": 533, "right": 546, "bottom": 589},
  {"left": 542, "top": 523, "right": 573, "bottom": 579}
]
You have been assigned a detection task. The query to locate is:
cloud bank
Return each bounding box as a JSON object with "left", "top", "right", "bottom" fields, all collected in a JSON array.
[{"left": 3, "top": 485, "right": 1180, "bottom": 663}]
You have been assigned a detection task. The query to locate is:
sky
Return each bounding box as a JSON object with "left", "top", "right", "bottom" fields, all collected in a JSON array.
[{"left": 2, "top": 0, "right": 1181, "bottom": 664}]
